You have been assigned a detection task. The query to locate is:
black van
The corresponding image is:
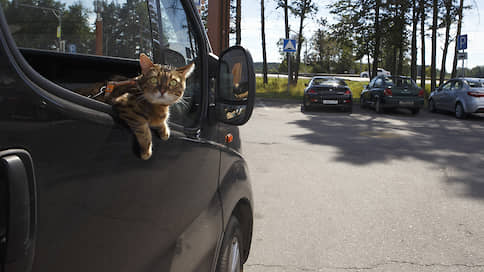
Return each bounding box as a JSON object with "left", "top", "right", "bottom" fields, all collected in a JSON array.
[{"left": 0, "top": 0, "right": 255, "bottom": 271}]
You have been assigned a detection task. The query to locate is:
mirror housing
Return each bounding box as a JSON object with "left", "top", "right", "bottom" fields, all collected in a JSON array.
[
  {"left": 215, "top": 46, "right": 255, "bottom": 126},
  {"left": 304, "top": 83, "right": 308, "bottom": 87}
]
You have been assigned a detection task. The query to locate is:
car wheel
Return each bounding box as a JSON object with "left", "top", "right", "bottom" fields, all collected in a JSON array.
[
  {"left": 216, "top": 216, "right": 244, "bottom": 272},
  {"left": 455, "top": 103, "right": 467, "bottom": 119},
  {"left": 360, "top": 98, "right": 367, "bottom": 109},
  {"left": 429, "top": 99, "right": 436, "bottom": 113},
  {"left": 375, "top": 98, "right": 383, "bottom": 114},
  {"left": 411, "top": 108, "right": 420, "bottom": 115},
  {"left": 346, "top": 105, "right": 353, "bottom": 113}
]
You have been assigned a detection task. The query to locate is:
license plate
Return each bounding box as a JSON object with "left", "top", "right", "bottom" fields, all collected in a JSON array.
[
  {"left": 399, "top": 101, "right": 414, "bottom": 105},
  {"left": 323, "top": 100, "right": 338, "bottom": 105}
]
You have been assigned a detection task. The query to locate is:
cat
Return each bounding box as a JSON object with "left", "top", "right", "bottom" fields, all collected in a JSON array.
[{"left": 76, "top": 53, "right": 194, "bottom": 160}]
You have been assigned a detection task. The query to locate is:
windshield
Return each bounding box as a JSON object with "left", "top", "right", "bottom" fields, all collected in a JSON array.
[
  {"left": 384, "top": 77, "right": 417, "bottom": 88},
  {"left": 467, "top": 80, "right": 484, "bottom": 88},
  {"left": 312, "top": 78, "right": 346, "bottom": 86}
]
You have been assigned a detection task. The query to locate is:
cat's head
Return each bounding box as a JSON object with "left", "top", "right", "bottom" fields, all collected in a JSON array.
[{"left": 138, "top": 53, "right": 195, "bottom": 105}]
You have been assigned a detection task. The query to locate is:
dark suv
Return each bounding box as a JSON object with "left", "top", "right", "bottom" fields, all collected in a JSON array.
[{"left": 0, "top": 0, "right": 255, "bottom": 271}]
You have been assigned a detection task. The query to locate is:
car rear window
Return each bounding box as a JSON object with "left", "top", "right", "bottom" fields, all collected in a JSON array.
[
  {"left": 312, "top": 78, "right": 346, "bottom": 86},
  {"left": 467, "top": 81, "right": 484, "bottom": 88},
  {"left": 384, "top": 77, "right": 417, "bottom": 88}
]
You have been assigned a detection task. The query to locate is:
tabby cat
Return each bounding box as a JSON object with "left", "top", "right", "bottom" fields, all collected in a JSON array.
[{"left": 77, "top": 54, "right": 194, "bottom": 160}]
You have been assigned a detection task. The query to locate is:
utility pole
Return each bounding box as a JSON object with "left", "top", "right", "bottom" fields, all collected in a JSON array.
[
  {"left": 94, "top": 0, "right": 104, "bottom": 56},
  {"left": 207, "top": 0, "right": 230, "bottom": 55}
]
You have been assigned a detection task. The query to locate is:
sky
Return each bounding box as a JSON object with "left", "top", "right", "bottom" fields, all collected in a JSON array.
[{"left": 236, "top": 0, "right": 484, "bottom": 71}]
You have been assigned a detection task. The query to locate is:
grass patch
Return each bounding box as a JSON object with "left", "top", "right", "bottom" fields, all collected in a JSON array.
[
  {"left": 256, "top": 76, "right": 433, "bottom": 100},
  {"left": 256, "top": 77, "right": 310, "bottom": 99},
  {"left": 256, "top": 76, "right": 368, "bottom": 99}
]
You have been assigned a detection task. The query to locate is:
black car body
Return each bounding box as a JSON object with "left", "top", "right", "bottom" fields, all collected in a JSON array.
[
  {"left": 302, "top": 77, "right": 353, "bottom": 112},
  {"left": 0, "top": 0, "right": 255, "bottom": 271},
  {"left": 360, "top": 75, "right": 424, "bottom": 114}
]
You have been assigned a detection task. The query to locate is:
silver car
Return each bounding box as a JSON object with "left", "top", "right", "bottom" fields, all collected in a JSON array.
[{"left": 429, "top": 78, "right": 484, "bottom": 118}]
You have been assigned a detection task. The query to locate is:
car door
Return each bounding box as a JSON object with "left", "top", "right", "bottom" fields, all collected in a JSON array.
[
  {"left": 0, "top": 0, "right": 222, "bottom": 271},
  {"left": 362, "top": 77, "right": 376, "bottom": 104},
  {"left": 449, "top": 80, "right": 463, "bottom": 110},
  {"left": 434, "top": 81, "right": 452, "bottom": 110}
]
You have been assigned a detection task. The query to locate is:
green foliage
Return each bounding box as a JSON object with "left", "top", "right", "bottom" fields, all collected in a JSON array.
[{"left": 256, "top": 76, "right": 309, "bottom": 99}]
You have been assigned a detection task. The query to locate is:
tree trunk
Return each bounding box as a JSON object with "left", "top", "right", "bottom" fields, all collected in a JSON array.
[
  {"left": 430, "top": 0, "right": 438, "bottom": 93},
  {"left": 439, "top": 0, "right": 452, "bottom": 86},
  {"left": 420, "top": 0, "right": 426, "bottom": 88},
  {"left": 451, "top": 0, "right": 464, "bottom": 77},
  {"left": 367, "top": 51, "right": 372, "bottom": 79},
  {"left": 411, "top": 0, "right": 418, "bottom": 81},
  {"left": 294, "top": 0, "right": 307, "bottom": 83},
  {"left": 236, "top": 0, "right": 241, "bottom": 45},
  {"left": 261, "top": 0, "right": 268, "bottom": 84},
  {"left": 392, "top": 46, "right": 397, "bottom": 75},
  {"left": 372, "top": 0, "right": 381, "bottom": 78}
]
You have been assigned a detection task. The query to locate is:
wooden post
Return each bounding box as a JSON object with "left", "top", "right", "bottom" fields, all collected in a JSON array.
[
  {"left": 95, "top": 17, "right": 103, "bottom": 56},
  {"left": 207, "top": 0, "right": 230, "bottom": 55}
]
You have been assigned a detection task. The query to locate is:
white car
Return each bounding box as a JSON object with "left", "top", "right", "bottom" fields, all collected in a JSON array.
[{"left": 360, "top": 68, "right": 391, "bottom": 78}]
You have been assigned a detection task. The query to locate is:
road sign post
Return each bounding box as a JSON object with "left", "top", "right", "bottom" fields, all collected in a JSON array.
[
  {"left": 457, "top": 34, "right": 468, "bottom": 77},
  {"left": 283, "top": 39, "right": 297, "bottom": 94}
]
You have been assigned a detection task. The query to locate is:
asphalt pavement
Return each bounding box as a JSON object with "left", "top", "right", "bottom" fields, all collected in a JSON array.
[{"left": 240, "top": 99, "right": 484, "bottom": 272}]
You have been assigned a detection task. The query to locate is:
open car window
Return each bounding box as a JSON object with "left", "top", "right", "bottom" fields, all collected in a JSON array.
[
  {"left": 1, "top": 0, "right": 202, "bottom": 128},
  {"left": 2, "top": 0, "right": 153, "bottom": 59}
]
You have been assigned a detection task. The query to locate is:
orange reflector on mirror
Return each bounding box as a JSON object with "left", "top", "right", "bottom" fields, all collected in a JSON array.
[{"left": 225, "top": 133, "right": 234, "bottom": 143}]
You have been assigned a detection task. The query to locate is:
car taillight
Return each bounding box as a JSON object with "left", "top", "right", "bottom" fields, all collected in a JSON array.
[
  {"left": 384, "top": 88, "right": 392, "bottom": 96},
  {"left": 308, "top": 89, "right": 316, "bottom": 94},
  {"left": 467, "top": 91, "right": 484, "bottom": 97},
  {"left": 418, "top": 89, "right": 424, "bottom": 97},
  {"left": 344, "top": 89, "right": 351, "bottom": 95}
]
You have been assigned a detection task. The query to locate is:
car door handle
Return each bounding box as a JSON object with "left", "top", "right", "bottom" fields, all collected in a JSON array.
[{"left": 0, "top": 152, "right": 36, "bottom": 267}]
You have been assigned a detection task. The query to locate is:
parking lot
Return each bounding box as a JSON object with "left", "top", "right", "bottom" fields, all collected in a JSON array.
[{"left": 241, "top": 99, "right": 484, "bottom": 271}]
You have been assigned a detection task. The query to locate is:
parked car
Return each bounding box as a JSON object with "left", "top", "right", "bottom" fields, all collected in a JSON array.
[
  {"left": 0, "top": 0, "right": 255, "bottom": 271},
  {"left": 429, "top": 78, "right": 484, "bottom": 119},
  {"left": 360, "top": 68, "right": 391, "bottom": 78},
  {"left": 301, "top": 77, "right": 353, "bottom": 113},
  {"left": 360, "top": 75, "right": 424, "bottom": 114}
]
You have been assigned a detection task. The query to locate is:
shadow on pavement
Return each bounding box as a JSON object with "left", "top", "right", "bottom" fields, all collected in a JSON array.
[{"left": 289, "top": 106, "right": 484, "bottom": 199}]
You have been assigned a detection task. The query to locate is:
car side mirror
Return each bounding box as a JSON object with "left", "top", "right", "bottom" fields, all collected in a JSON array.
[
  {"left": 305, "top": 83, "right": 308, "bottom": 87},
  {"left": 363, "top": 85, "right": 367, "bottom": 89},
  {"left": 216, "top": 46, "right": 255, "bottom": 125}
]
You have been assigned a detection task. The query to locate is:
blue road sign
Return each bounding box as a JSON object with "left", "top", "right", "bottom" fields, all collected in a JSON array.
[
  {"left": 457, "top": 34, "right": 467, "bottom": 50},
  {"left": 283, "top": 39, "right": 297, "bottom": 53},
  {"left": 68, "top": 44, "right": 76, "bottom": 53}
]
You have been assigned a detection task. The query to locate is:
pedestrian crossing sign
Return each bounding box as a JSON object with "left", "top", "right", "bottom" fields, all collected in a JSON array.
[{"left": 283, "top": 39, "right": 296, "bottom": 53}]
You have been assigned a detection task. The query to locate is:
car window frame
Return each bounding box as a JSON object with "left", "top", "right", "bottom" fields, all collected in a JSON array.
[{"left": 0, "top": 0, "right": 210, "bottom": 129}]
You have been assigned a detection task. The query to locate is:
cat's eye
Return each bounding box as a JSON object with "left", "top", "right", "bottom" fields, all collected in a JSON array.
[
  {"left": 169, "top": 80, "right": 177, "bottom": 87},
  {"left": 150, "top": 78, "right": 158, "bottom": 85}
]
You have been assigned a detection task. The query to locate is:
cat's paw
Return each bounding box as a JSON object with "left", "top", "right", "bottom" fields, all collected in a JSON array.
[
  {"left": 160, "top": 131, "right": 170, "bottom": 141},
  {"left": 158, "top": 127, "right": 170, "bottom": 141},
  {"left": 140, "top": 142, "right": 152, "bottom": 160},
  {"left": 114, "top": 93, "right": 130, "bottom": 105}
]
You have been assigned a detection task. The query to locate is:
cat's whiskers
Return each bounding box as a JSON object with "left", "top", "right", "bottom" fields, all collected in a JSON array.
[{"left": 175, "top": 96, "right": 190, "bottom": 110}]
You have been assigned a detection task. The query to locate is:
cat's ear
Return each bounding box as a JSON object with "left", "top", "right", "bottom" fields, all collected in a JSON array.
[
  {"left": 177, "top": 63, "right": 195, "bottom": 78},
  {"left": 139, "top": 53, "right": 154, "bottom": 75}
]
